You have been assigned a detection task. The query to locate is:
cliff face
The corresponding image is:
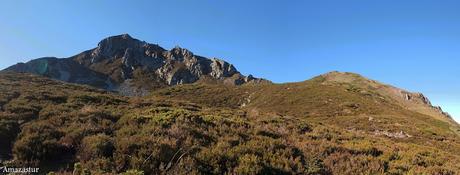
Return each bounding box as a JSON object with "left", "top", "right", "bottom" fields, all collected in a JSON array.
[{"left": 4, "top": 34, "right": 268, "bottom": 95}]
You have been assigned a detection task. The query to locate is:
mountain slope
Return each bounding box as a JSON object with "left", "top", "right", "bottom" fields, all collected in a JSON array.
[
  {"left": 1, "top": 72, "right": 459, "bottom": 174},
  {"left": 4, "top": 34, "right": 267, "bottom": 96},
  {"left": 153, "top": 71, "right": 460, "bottom": 153},
  {"left": 153, "top": 71, "right": 457, "bottom": 126}
]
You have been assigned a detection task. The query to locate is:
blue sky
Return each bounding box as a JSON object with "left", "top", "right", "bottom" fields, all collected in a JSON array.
[{"left": 0, "top": 0, "right": 459, "bottom": 122}]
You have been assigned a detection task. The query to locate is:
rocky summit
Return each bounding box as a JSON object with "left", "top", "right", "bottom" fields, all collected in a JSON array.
[{"left": 3, "top": 34, "right": 267, "bottom": 96}]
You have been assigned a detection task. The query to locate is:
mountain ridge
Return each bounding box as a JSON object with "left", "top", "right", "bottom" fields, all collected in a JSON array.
[{"left": 4, "top": 34, "right": 268, "bottom": 96}]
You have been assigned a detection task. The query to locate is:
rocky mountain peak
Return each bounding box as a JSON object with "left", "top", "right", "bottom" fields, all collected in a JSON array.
[
  {"left": 3, "top": 34, "right": 267, "bottom": 96},
  {"left": 168, "top": 46, "right": 194, "bottom": 61},
  {"left": 91, "top": 34, "right": 149, "bottom": 60},
  {"left": 209, "top": 58, "right": 238, "bottom": 78}
]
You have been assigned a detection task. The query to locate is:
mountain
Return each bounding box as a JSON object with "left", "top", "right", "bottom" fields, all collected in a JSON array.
[
  {"left": 1, "top": 35, "right": 460, "bottom": 174},
  {"left": 3, "top": 34, "right": 267, "bottom": 96}
]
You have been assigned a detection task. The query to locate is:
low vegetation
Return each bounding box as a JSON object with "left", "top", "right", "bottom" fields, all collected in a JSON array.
[{"left": 0, "top": 72, "right": 459, "bottom": 174}]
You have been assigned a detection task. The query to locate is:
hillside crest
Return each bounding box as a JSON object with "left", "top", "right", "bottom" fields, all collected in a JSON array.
[{"left": 319, "top": 71, "right": 453, "bottom": 122}]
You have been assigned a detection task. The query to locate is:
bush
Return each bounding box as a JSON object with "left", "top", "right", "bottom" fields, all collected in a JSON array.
[
  {"left": 70, "top": 93, "right": 126, "bottom": 106},
  {"left": 79, "top": 134, "right": 114, "bottom": 161},
  {"left": 0, "top": 119, "right": 20, "bottom": 146},
  {"left": 234, "top": 154, "right": 263, "bottom": 174},
  {"left": 0, "top": 119, "right": 20, "bottom": 159},
  {"left": 324, "top": 152, "right": 385, "bottom": 174},
  {"left": 123, "top": 169, "right": 144, "bottom": 175},
  {"left": 13, "top": 126, "right": 64, "bottom": 162}
]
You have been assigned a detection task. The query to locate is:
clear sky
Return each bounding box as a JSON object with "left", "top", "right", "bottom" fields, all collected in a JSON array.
[{"left": 0, "top": 0, "right": 459, "bottom": 122}]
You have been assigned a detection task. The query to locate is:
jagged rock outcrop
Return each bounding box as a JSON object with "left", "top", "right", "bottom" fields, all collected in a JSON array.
[
  {"left": 401, "top": 91, "right": 432, "bottom": 106},
  {"left": 3, "top": 34, "right": 268, "bottom": 95}
]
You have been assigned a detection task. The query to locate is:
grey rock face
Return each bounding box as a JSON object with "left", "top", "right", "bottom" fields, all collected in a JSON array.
[
  {"left": 401, "top": 91, "right": 432, "bottom": 106},
  {"left": 3, "top": 57, "right": 113, "bottom": 89},
  {"left": 210, "top": 58, "right": 238, "bottom": 79},
  {"left": 91, "top": 34, "right": 147, "bottom": 60},
  {"left": 3, "top": 34, "right": 268, "bottom": 95}
]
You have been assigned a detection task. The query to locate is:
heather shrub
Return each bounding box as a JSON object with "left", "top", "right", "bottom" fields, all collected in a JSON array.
[
  {"left": 79, "top": 134, "right": 114, "bottom": 161},
  {"left": 12, "top": 123, "right": 65, "bottom": 163}
]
